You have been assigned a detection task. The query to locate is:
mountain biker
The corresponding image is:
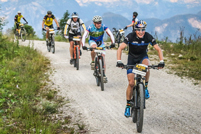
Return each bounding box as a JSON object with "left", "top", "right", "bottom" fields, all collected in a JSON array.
[
  {"left": 82, "top": 15, "right": 115, "bottom": 83},
  {"left": 14, "top": 11, "right": 28, "bottom": 35},
  {"left": 64, "top": 12, "right": 86, "bottom": 64},
  {"left": 124, "top": 12, "right": 138, "bottom": 31},
  {"left": 117, "top": 20, "right": 165, "bottom": 117},
  {"left": 42, "top": 11, "right": 60, "bottom": 45}
]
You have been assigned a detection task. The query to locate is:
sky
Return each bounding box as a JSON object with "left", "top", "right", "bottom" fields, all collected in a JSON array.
[{"left": 75, "top": 0, "right": 201, "bottom": 5}]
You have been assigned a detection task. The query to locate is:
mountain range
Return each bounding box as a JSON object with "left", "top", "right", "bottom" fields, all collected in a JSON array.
[{"left": 0, "top": 0, "right": 201, "bottom": 41}]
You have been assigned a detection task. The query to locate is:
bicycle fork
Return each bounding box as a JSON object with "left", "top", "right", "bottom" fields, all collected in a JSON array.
[{"left": 74, "top": 46, "right": 80, "bottom": 59}]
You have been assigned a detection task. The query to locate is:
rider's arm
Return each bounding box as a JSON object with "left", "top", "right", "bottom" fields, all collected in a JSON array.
[
  {"left": 154, "top": 44, "right": 164, "bottom": 61},
  {"left": 127, "top": 22, "right": 134, "bottom": 28},
  {"left": 14, "top": 15, "right": 17, "bottom": 23},
  {"left": 23, "top": 17, "right": 28, "bottom": 23},
  {"left": 81, "top": 30, "right": 89, "bottom": 46},
  {"left": 42, "top": 20, "right": 45, "bottom": 29},
  {"left": 54, "top": 18, "right": 60, "bottom": 27},
  {"left": 64, "top": 24, "right": 69, "bottom": 35},
  {"left": 105, "top": 28, "right": 115, "bottom": 43},
  {"left": 117, "top": 42, "right": 127, "bottom": 60},
  {"left": 79, "top": 19, "right": 86, "bottom": 32}
]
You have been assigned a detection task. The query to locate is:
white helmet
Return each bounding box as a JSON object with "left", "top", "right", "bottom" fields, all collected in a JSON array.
[
  {"left": 72, "top": 12, "right": 78, "bottom": 18},
  {"left": 93, "top": 15, "right": 102, "bottom": 22},
  {"left": 18, "top": 11, "right": 21, "bottom": 14}
]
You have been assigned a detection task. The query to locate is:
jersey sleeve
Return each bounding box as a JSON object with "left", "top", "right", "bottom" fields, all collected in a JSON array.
[
  {"left": 132, "top": 18, "right": 135, "bottom": 23},
  {"left": 79, "top": 19, "right": 84, "bottom": 24},
  {"left": 103, "top": 24, "right": 108, "bottom": 31},
  {"left": 123, "top": 33, "right": 132, "bottom": 45},
  {"left": 52, "top": 15, "right": 55, "bottom": 19},
  {"left": 147, "top": 33, "right": 157, "bottom": 46},
  {"left": 14, "top": 15, "right": 18, "bottom": 22},
  {"left": 86, "top": 26, "right": 91, "bottom": 32},
  {"left": 66, "top": 19, "right": 71, "bottom": 25},
  {"left": 43, "top": 15, "right": 47, "bottom": 21}
]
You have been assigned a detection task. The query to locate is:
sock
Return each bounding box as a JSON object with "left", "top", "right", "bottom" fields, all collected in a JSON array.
[
  {"left": 46, "top": 38, "right": 48, "bottom": 41},
  {"left": 91, "top": 61, "right": 95, "bottom": 63},
  {"left": 127, "top": 100, "right": 131, "bottom": 107},
  {"left": 145, "top": 82, "right": 148, "bottom": 89}
]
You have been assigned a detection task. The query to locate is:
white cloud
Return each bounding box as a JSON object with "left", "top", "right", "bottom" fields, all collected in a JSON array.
[
  {"left": 1, "top": 0, "right": 8, "bottom": 2},
  {"left": 155, "top": 23, "right": 168, "bottom": 34},
  {"left": 188, "top": 18, "right": 201, "bottom": 29},
  {"left": 170, "top": 0, "right": 200, "bottom": 3},
  {"left": 135, "top": 0, "right": 154, "bottom": 4}
]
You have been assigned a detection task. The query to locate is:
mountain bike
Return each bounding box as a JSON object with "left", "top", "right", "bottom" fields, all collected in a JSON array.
[
  {"left": 14, "top": 23, "right": 27, "bottom": 42},
  {"left": 112, "top": 28, "right": 126, "bottom": 48},
  {"left": 45, "top": 29, "right": 56, "bottom": 54},
  {"left": 71, "top": 36, "right": 81, "bottom": 70},
  {"left": 85, "top": 47, "right": 106, "bottom": 91},
  {"left": 117, "top": 64, "right": 158, "bottom": 133}
]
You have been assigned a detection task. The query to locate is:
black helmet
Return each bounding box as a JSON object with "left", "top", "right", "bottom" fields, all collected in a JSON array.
[
  {"left": 47, "top": 11, "right": 52, "bottom": 14},
  {"left": 133, "top": 12, "right": 138, "bottom": 17}
]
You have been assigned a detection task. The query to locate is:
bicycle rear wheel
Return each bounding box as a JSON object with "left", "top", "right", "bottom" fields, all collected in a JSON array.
[
  {"left": 21, "top": 28, "right": 26, "bottom": 42},
  {"left": 51, "top": 35, "right": 55, "bottom": 54},
  {"left": 99, "top": 59, "right": 104, "bottom": 91},
  {"left": 76, "top": 47, "right": 79, "bottom": 70},
  {"left": 136, "top": 83, "right": 144, "bottom": 133}
]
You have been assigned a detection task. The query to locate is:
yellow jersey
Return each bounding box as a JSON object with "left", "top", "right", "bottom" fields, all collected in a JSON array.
[
  {"left": 15, "top": 14, "right": 24, "bottom": 23},
  {"left": 43, "top": 14, "right": 55, "bottom": 26}
]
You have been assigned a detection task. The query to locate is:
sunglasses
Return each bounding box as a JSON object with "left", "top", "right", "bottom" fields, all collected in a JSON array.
[
  {"left": 95, "top": 22, "right": 102, "bottom": 24},
  {"left": 136, "top": 29, "right": 146, "bottom": 32}
]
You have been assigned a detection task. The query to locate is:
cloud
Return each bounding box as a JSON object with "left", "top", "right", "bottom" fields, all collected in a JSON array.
[
  {"left": 1, "top": 0, "right": 8, "bottom": 2},
  {"left": 135, "top": 0, "right": 154, "bottom": 4},
  {"left": 188, "top": 18, "right": 201, "bottom": 29},
  {"left": 170, "top": 0, "right": 200, "bottom": 3},
  {"left": 155, "top": 23, "right": 168, "bottom": 34}
]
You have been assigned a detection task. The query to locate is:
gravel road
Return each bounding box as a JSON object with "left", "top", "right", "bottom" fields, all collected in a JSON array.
[{"left": 22, "top": 40, "right": 201, "bottom": 134}]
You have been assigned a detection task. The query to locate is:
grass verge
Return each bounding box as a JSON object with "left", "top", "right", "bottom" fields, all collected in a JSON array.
[{"left": 0, "top": 35, "right": 77, "bottom": 133}]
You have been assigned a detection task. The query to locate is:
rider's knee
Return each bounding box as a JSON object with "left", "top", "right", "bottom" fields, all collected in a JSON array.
[{"left": 129, "top": 80, "right": 135, "bottom": 88}]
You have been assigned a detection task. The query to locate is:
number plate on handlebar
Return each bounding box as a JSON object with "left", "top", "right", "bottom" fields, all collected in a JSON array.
[
  {"left": 119, "top": 29, "right": 125, "bottom": 34},
  {"left": 132, "top": 64, "right": 148, "bottom": 76},
  {"left": 73, "top": 37, "right": 80, "bottom": 41},
  {"left": 49, "top": 29, "right": 55, "bottom": 34}
]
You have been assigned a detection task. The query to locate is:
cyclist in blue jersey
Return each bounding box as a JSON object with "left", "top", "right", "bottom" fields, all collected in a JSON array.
[{"left": 82, "top": 15, "right": 115, "bottom": 83}]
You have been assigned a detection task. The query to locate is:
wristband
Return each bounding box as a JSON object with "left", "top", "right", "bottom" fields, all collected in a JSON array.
[
  {"left": 160, "top": 60, "right": 164, "bottom": 62},
  {"left": 117, "top": 60, "right": 121, "bottom": 62}
]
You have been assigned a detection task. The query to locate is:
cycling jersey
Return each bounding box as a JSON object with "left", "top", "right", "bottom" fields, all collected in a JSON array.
[
  {"left": 124, "top": 32, "right": 156, "bottom": 57},
  {"left": 43, "top": 14, "right": 55, "bottom": 26},
  {"left": 132, "top": 18, "right": 138, "bottom": 31},
  {"left": 14, "top": 15, "right": 24, "bottom": 23},
  {"left": 82, "top": 23, "right": 115, "bottom": 46},
  {"left": 64, "top": 18, "right": 86, "bottom": 35}
]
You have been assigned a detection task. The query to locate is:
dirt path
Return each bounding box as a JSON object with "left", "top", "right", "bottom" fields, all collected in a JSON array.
[{"left": 22, "top": 40, "right": 201, "bottom": 134}]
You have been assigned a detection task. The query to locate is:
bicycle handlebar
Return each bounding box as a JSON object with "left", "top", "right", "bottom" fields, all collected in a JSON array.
[{"left": 116, "top": 64, "right": 159, "bottom": 69}]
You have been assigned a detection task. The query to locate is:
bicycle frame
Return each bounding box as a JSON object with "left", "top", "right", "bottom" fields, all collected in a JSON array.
[{"left": 73, "top": 40, "right": 80, "bottom": 59}]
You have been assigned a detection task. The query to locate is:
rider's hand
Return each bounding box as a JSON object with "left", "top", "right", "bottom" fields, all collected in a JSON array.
[
  {"left": 110, "top": 43, "right": 115, "bottom": 48},
  {"left": 158, "top": 60, "right": 165, "bottom": 69},
  {"left": 42, "top": 28, "right": 46, "bottom": 31},
  {"left": 57, "top": 27, "right": 60, "bottom": 30},
  {"left": 82, "top": 46, "right": 87, "bottom": 50},
  {"left": 116, "top": 60, "right": 124, "bottom": 67},
  {"left": 124, "top": 26, "right": 127, "bottom": 30}
]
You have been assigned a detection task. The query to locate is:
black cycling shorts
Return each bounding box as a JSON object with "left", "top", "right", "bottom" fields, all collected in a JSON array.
[
  {"left": 69, "top": 33, "right": 81, "bottom": 42},
  {"left": 15, "top": 23, "right": 20, "bottom": 29},
  {"left": 127, "top": 54, "right": 149, "bottom": 74},
  {"left": 44, "top": 24, "right": 53, "bottom": 29}
]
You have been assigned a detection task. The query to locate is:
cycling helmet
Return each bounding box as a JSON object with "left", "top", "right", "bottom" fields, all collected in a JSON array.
[
  {"left": 47, "top": 11, "right": 52, "bottom": 14},
  {"left": 18, "top": 11, "right": 21, "bottom": 14},
  {"left": 93, "top": 15, "right": 102, "bottom": 22},
  {"left": 134, "top": 20, "right": 147, "bottom": 29},
  {"left": 133, "top": 12, "right": 138, "bottom": 17},
  {"left": 72, "top": 12, "right": 78, "bottom": 18}
]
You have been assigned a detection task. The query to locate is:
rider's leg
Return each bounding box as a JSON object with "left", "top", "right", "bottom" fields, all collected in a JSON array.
[
  {"left": 45, "top": 27, "right": 49, "bottom": 40},
  {"left": 70, "top": 41, "right": 74, "bottom": 59},
  {"left": 125, "top": 72, "right": 135, "bottom": 117},
  {"left": 127, "top": 73, "right": 135, "bottom": 100},
  {"left": 91, "top": 44, "right": 97, "bottom": 62},
  {"left": 141, "top": 58, "right": 150, "bottom": 99}
]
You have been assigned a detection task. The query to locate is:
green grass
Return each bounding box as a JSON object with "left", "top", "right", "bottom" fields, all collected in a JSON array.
[
  {"left": 0, "top": 35, "right": 73, "bottom": 133},
  {"left": 150, "top": 39, "right": 201, "bottom": 80}
]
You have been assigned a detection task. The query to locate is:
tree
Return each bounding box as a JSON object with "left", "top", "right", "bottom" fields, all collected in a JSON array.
[
  {"left": 24, "top": 25, "right": 36, "bottom": 37},
  {"left": 59, "top": 10, "right": 70, "bottom": 37}
]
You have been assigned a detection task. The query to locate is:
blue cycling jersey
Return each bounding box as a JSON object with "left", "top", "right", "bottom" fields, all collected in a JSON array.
[{"left": 86, "top": 24, "right": 108, "bottom": 42}]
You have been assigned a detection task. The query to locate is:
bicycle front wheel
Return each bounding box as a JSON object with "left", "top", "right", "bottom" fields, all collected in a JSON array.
[
  {"left": 51, "top": 35, "right": 55, "bottom": 54},
  {"left": 99, "top": 59, "right": 104, "bottom": 91},
  {"left": 95, "top": 57, "right": 100, "bottom": 86},
  {"left": 132, "top": 88, "right": 137, "bottom": 123},
  {"left": 76, "top": 47, "right": 79, "bottom": 70},
  {"left": 136, "top": 83, "right": 144, "bottom": 133},
  {"left": 21, "top": 28, "right": 26, "bottom": 42}
]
